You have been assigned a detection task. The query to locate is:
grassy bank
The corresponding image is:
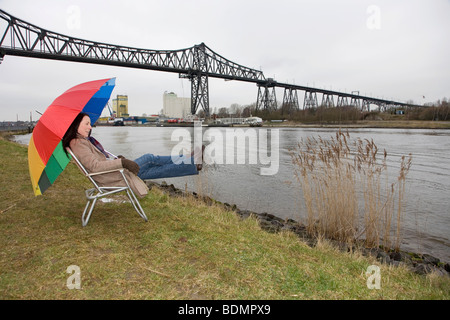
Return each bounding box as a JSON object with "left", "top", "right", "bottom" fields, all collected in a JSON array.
[{"left": 0, "top": 135, "right": 448, "bottom": 299}]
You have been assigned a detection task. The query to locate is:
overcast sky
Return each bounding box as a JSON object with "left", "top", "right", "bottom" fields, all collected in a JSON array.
[{"left": 0, "top": 0, "right": 449, "bottom": 121}]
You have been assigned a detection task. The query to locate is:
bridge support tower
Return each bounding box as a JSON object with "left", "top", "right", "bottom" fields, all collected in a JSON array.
[
  {"left": 183, "top": 43, "right": 210, "bottom": 118},
  {"left": 281, "top": 87, "right": 299, "bottom": 115},
  {"left": 362, "top": 99, "right": 370, "bottom": 112},
  {"left": 321, "top": 93, "right": 335, "bottom": 108},
  {"left": 256, "top": 80, "right": 278, "bottom": 112},
  {"left": 303, "top": 91, "right": 318, "bottom": 109},
  {"left": 190, "top": 74, "right": 209, "bottom": 117},
  {"left": 337, "top": 95, "right": 349, "bottom": 107}
]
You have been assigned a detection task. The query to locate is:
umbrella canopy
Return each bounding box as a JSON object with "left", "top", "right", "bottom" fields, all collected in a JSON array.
[{"left": 28, "top": 78, "right": 116, "bottom": 196}]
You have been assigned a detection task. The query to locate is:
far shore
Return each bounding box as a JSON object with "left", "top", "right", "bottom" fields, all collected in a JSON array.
[
  {"left": 260, "top": 120, "right": 450, "bottom": 130},
  {"left": 3, "top": 120, "right": 450, "bottom": 138}
]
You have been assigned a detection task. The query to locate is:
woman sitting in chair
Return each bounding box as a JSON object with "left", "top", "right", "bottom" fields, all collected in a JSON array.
[{"left": 62, "top": 112, "right": 202, "bottom": 198}]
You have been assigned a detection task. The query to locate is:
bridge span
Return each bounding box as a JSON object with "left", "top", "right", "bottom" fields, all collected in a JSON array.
[{"left": 0, "top": 9, "right": 421, "bottom": 117}]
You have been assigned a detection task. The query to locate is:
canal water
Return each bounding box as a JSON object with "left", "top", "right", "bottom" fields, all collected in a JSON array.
[{"left": 15, "top": 126, "right": 450, "bottom": 262}]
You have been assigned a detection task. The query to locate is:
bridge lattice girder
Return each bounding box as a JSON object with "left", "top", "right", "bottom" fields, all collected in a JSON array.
[{"left": 0, "top": 10, "right": 264, "bottom": 81}]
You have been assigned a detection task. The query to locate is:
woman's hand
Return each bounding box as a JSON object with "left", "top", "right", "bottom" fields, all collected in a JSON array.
[{"left": 121, "top": 158, "right": 140, "bottom": 175}]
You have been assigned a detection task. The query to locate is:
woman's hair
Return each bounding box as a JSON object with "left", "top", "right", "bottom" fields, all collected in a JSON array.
[{"left": 62, "top": 112, "right": 90, "bottom": 154}]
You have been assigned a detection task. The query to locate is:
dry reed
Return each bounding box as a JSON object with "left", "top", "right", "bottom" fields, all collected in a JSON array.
[{"left": 290, "top": 129, "right": 412, "bottom": 251}]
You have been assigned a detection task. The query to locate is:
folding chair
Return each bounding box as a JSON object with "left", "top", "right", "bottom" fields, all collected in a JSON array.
[{"left": 66, "top": 148, "right": 148, "bottom": 226}]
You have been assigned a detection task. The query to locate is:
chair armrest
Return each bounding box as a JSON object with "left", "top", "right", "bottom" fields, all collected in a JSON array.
[
  {"left": 87, "top": 168, "right": 133, "bottom": 191},
  {"left": 87, "top": 168, "right": 125, "bottom": 177}
]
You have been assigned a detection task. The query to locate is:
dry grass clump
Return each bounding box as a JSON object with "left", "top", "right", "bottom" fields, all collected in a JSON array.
[{"left": 291, "top": 129, "right": 412, "bottom": 251}]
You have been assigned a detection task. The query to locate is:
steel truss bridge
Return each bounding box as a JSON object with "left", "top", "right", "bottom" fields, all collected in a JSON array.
[{"left": 0, "top": 9, "right": 420, "bottom": 117}]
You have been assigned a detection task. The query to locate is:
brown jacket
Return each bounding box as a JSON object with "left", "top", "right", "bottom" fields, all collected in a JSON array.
[{"left": 69, "top": 136, "right": 149, "bottom": 197}]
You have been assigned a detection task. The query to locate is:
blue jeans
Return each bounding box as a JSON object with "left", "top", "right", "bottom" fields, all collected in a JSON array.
[{"left": 133, "top": 154, "right": 198, "bottom": 180}]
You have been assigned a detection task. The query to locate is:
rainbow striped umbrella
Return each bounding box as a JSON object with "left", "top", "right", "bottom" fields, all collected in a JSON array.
[{"left": 28, "top": 78, "right": 116, "bottom": 196}]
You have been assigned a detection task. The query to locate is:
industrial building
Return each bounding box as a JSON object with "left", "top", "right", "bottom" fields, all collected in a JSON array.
[
  {"left": 112, "top": 95, "right": 129, "bottom": 118},
  {"left": 163, "top": 91, "right": 191, "bottom": 118}
]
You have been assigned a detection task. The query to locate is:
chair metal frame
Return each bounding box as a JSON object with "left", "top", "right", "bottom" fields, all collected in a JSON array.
[{"left": 66, "top": 148, "right": 148, "bottom": 226}]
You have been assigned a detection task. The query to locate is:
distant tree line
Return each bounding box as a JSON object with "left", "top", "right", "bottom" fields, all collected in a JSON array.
[{"left": 406, "top": 98, "right": 449, "bottom": 121}]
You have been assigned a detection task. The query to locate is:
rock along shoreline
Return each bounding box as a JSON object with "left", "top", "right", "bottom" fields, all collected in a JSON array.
[{"left": 147, "top": 180, "right": 449, "bottom": 277}]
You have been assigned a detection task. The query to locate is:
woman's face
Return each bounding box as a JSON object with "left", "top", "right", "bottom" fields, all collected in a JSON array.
[{"left": 77, "top": 115, "right": 92, "bottom": 138}]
